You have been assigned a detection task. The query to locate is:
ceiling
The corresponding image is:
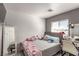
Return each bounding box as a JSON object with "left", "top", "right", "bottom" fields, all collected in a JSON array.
[{"left": 4, "top": 3, "right": 79, "bottom": 18}]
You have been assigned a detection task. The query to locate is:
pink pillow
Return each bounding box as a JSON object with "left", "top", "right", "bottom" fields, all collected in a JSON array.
[
  {"left": 43, "top": 35, "right": 48, "bottom": 40},
  {"left": 26, "top": 36, "right": 37, "bottom": 41},
  {"left": 36, "top": 35, "right": 43, "bottom": 40},
  {"left": 36, "top": 35, "right": 40, "bottom": 39},
  {"left": 31, "top": 36, "right": 36, "bottom": 41}
]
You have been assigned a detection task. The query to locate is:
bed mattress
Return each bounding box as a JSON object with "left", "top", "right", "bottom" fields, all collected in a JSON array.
[{"left": 33, "top": 40, "right": 61, "bottom": 56}]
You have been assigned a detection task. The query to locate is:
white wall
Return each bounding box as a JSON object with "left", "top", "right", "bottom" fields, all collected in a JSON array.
[{"left": 5, "top": 10, "right": 45, "bottom": 43}]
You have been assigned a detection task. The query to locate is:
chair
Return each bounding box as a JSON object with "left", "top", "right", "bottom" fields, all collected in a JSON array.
[{"left": 62, "top": 40, "right": 78, "bottom": 56}]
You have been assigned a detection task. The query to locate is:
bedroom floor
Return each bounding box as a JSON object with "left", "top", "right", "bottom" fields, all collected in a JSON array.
[
  {"left": 15, "top": 51, "right": 73, "bottom": 56},
  {"left": 7, "top": 48, "right": 79, "bottom": 56}
]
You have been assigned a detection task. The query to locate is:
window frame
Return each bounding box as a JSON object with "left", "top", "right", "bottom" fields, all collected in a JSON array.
[{"left": 51, "top": 19, "right": 69, "bottom": 35}]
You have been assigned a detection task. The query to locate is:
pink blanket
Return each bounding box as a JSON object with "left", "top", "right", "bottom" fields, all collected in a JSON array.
[{"left": 22, "top": 40, "right": 42, "bottom": 56}]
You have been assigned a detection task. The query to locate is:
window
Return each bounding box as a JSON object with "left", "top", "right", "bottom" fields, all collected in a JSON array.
[{"left": 51, "top": 19, "right": 69, "bottom": 35}]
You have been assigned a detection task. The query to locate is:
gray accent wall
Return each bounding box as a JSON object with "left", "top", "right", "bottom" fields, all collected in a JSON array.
[
  {"left": 0, "top": 3, "right": 6, "bottom": 56},
  {"left": 46, "top": 8, "right": 79, "bottom": 32},
  {"left": 0, "top": 24, "right": 2, "bottom": 56},
  {"left": 0, "top": 3, "right": 6, "bottom": 23}
]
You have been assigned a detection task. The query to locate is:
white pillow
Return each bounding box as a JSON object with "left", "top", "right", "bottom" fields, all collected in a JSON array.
[{"left": 46, "top": 35, "right": 60, "bottom": 43}]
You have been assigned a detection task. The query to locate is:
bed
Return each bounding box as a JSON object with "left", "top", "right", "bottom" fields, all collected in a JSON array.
[
  {"left": 20, "top": 32, "right": 63, "bottom": 56},
  {"left": 33, "top": 40, "right": 61, "bottom": 56}
]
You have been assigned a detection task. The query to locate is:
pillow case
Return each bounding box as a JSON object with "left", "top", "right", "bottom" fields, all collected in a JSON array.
[
  {"left": 46, "top": 35, "right": 60, "bottom": 43},
  {"left": 48, "top": 38, "right": 54, "bottom": 43}
]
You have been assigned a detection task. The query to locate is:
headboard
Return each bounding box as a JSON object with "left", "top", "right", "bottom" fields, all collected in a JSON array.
[{"left": 45, "top": 32, "right": 63, "bottom": 43}]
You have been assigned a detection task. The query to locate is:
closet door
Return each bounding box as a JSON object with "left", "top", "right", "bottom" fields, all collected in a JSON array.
[
  {"left": 0, "top": 24, "right": 2, "bottom": 56},
  {"left": 3, "top": 26, "right": 15, "bottom": 55}
]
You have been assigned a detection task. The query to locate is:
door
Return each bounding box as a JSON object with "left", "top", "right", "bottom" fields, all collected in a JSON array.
[{"left": 3, "top": 26, "right": 15, "bottom": 56}]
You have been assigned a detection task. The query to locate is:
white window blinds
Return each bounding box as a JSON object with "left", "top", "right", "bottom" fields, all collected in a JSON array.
[{"left": 51, "top": 19, "right": 69, "bottom": 35}]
